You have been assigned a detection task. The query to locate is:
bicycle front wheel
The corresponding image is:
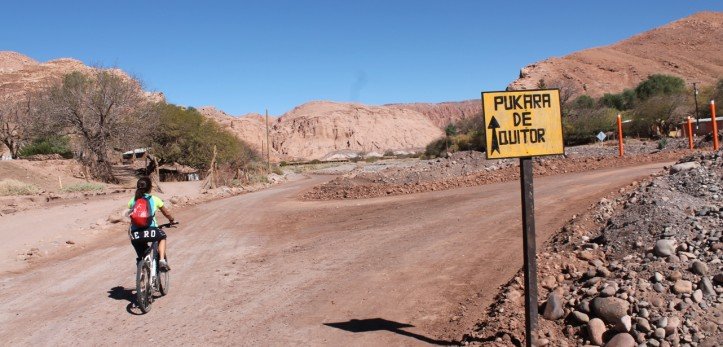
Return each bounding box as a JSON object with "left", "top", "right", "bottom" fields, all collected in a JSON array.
[
  {"left": 159, "top": 268, "right": 169, "bottom": 296},
  {"left": 136, "top": 261, "right": 152, "bottom": 313}
]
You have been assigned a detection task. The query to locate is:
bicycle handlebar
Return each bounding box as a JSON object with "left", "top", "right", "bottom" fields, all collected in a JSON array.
[{"left": 157, "top": 221, "right": 179, "bottom": 229}]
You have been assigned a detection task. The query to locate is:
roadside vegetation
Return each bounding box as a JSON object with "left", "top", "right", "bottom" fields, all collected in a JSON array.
[
  {"left": 424, "top": 75, "right": 723, "bottom": 157},
  {"left": 564, "top": 74, "right": 722, "bottom": 144},
  {"left": 60, "top": 182, "right": 105, "bottom": 193},
  {"left": 18, "top": 135, "right": 73, "bottom": 158},
  {"left": 0, "top": 69, "right": 263, "bottom": 185},
  {"left": 151, "top": 103, "right": 261, "bottom": 185},
  {"left": 0, "top": 179, "right": 41, "bottom": 196}
]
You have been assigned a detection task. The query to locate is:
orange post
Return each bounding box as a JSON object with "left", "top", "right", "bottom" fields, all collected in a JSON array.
[
  {"left": 617, "top": 114, "right": 624, "bottom": 157},
  {"left": 687, "top": 117, "right": 694, "bottom": 149},
  {"left": 712, "top": 100, "right": 719, "bottom": 151}
]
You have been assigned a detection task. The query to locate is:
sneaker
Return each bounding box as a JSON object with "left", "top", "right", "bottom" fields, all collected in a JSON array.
[{"left": 159, "top": 259, "right": 171, "bottom": 272}]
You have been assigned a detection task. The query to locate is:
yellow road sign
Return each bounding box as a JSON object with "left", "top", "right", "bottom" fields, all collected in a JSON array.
[{"left": 482, "top": 89, "right": 564, "bottom": 159}]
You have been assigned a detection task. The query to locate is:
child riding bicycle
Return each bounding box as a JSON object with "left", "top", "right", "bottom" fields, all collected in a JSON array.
[{"left": 127, "top": 176, "right": 176, "bottom": 271}]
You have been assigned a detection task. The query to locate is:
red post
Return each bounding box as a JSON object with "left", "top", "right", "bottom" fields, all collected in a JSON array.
[
  {"left": 617, "top": 114, "right": 624, "bottom": 157},
  {"left": 712, "top": 100, "right": 719, "bottom": 151},
  {"left": 687, "top": 117, "right": 694, "bottom": 150}
]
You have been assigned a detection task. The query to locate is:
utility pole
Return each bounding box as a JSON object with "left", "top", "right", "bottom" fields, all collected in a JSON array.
[
  {"left": 265, "top": 109, "right": 271, "bottom": 173},
  {"left": 693, "top": 82, "right": 700, "bottom": 131}
]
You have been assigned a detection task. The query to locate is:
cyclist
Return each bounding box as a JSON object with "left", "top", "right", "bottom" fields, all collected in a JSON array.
[{"left": 127, "top": 176, "right": 176, "bottom": 271}]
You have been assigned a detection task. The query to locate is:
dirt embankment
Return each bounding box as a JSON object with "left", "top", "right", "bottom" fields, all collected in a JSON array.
[
  {"left": 464, "top": 151, "right": 723, "bottom": 346},
  {"left": 303, "top": 140, "right": 689, "bottom": 201}
]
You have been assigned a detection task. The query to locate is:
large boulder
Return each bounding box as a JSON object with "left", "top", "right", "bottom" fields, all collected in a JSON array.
[
  {"left": 653, "top": 239, "right": 676, "bottom": 257},
  {"left": 591, "top": 297, "right": 630, "bottom": 324},
  {"left": 669, "top": 161, "right": 700, "bottom": 173},
  {"left": 672, "top": 280, "right": 693, "bottom": 294},
  {"left": 542, "top": 292, "right": 565, "bottom": 320}
]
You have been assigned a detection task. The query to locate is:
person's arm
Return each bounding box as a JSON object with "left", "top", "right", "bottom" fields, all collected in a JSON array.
[{"left": 159, "top": 206, "right": 176, "bottom": 224}]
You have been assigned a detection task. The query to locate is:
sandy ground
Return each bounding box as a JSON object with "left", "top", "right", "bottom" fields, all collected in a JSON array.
[
  {"left": 0, "top": 161, "right": 669, "bottom": 345},
  {"left": 0, "top": 181, "right": 204, "bottom": 273}
]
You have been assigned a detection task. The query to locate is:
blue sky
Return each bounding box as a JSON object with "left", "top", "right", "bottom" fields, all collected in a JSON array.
[{"left": 1, "top": 1, "right": 720, "bottom": 115}]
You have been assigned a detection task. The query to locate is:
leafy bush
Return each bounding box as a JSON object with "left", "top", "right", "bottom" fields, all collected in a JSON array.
[
  {"left": 572, "top": 95, "right": 595, "bottom": 109},
  {"left": 425, "top": 137, "right": 447, "bottom": 157},
  {"left": 444, "top": 123, "right": 458, "bottom": 136},
  {"left": 271, "top": 165, "right": 284, "bottom": 175},
  {"left": 18, "top": 135, "right": 73, "bottom": 158},
  {"left": 0, "top": 179, "right": 41, "bottom": 196},
  {"left": 152, "top": 103, "right": 258, "bottom": 171},
  {"left": 563, "top": 108, "right": 618, "bottom": 145},
  {"left": 635, "top": 74, "right": 685, "bottom": 101},
  {"left": 60, "top": 182, "right": 105, "bottom": 193},
  {"left": 627, "top": 94, "right": 686, "bottom": 138}
]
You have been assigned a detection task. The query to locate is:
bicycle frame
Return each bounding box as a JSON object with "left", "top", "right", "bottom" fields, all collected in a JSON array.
[{"left": 141, "top": 241, "right": 160, "bottom": 289}]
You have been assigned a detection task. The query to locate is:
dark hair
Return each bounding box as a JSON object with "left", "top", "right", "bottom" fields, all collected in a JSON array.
[{"left": 135, "top": 176, "right": 152, "bottom": 200}]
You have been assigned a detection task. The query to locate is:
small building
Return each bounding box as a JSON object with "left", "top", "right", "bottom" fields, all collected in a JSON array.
[
  {"left": 122, "top": 148, "right": 150, "bottom": 164},
  {"left": 681, "top": 117, "right": 723, "bottom": 137},
  {"left": 158, "top": 163, "right": 199, "bottom": 182}
]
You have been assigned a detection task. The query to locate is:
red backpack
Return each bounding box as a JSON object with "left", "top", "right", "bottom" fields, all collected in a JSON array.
[{"left": 130, "top": 196, "right": 153, "bottom": 229}]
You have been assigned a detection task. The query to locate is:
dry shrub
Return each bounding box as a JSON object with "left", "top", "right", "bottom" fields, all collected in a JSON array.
[{"left": 0, "top": 179, "right": 41, "bottom": 196}]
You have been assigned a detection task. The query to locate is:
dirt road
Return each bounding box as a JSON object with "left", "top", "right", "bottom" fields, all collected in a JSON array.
[{"left": 0, "top": 162, "right": 667, "bottom": 345}]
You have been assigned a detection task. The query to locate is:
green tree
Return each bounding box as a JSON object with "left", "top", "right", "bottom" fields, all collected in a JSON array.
[
  {"left": 152, "top": 103, "right": 256, "bottom": 171},
  {"left": 635, "top": 74, "right": 685, "bottom": 101},
  {"left": 629, "top": 94, "right": 687, "bottom": 137}
]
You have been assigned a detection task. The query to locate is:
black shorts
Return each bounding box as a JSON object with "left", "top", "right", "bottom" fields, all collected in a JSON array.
[{"left": 129, "top": 227, "right": 167, "bottom": 259}]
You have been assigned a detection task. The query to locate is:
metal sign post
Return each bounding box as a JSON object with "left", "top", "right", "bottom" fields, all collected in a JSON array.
[
  {"left": 482, "top": 89, "right": 564, "bottom": 347},
  {"left": 519, "top": 156, "right": 537, "bottom": 346}
]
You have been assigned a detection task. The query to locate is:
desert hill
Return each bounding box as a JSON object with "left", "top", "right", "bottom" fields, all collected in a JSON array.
[
  {"left": 508, "top": 11, "right": 723, "bottom": 96},
  {"left": 198, "top": 106, "right": 281, "bottom": 159},
  {"left": 201, "top": 102, "right": 443, "bottom": 161},
  {"left": 386, "top": 100, "right": 481, "bottom": 128},
  {"left": 0, "top": 51, "right": 163, "bottom": 102}
]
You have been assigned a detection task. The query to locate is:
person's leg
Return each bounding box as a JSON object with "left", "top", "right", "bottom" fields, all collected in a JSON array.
[
  {"left": 158, "top": 239, "right": 166, "bottom": 260},
  {"left": 131, "top": 241, "right": 147, "bottom": 263}
]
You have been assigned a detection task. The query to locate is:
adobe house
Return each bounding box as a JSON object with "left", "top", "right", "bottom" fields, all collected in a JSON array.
[{"left": 158, "top": 162, "right": 199, "bottom": 182}]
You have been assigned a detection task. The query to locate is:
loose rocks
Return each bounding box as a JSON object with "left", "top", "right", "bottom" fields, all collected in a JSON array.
[{"left": 604, "top": 333, "right": 635, "bottom": 347}]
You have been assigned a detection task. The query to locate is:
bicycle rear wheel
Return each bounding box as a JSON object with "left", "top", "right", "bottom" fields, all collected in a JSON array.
[{"left": 136, "top": 261, "right": 152, "bottom": 313}]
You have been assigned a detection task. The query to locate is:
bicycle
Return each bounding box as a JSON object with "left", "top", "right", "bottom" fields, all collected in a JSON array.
[{"left": 132, "top": 222, "right": 177, "bottom": 313}]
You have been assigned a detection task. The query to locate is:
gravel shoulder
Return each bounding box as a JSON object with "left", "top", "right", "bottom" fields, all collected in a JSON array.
[{"left": 464, "top": 150, "right": 723, "bottom": 346}]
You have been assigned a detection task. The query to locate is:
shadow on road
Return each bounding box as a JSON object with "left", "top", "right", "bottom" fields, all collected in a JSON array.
[
  {"left": 324, "top": 318, "right": 457, "bottom": 345},
  {"left": 107, "top": 286, "right": 143, "bottom": 315}
]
